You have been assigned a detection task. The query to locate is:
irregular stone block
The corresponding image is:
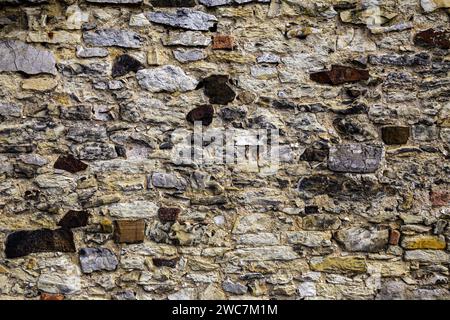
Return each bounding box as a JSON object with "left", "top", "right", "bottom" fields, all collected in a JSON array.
[
  {"left": 66, "top": 125, "right": 108, "bottom": 143},
  {"left": 430, "top": 190, "right": 450, "bottom": 207},
  {"left": 286, "top": 231, "right": 332, "bottom": 248},
  {"left": 58, "top": 210, "right": 90, "bottom": 229},
  {"left": 200, "top": 0, "right": 270, "bottom": 6},
  {"left": 151, "top": 172, "right": 187, "bottom": 190},
  {"left": 224, "top": 246, "right": 298, "bottom": 261},
  {"left": 37, "top": 264, "right": 81, "bottom": 295},
  {"left": 369, "top": 53, "right": 430, "bottom": 66},
  {"left": 76, "top": 46, "right": 109, "bottom": 58},
  {"left": 173, "top": 48, "right": 206, "bottom": 63},
  {"left": 114, "top": 220, "right": 146, "bottom": 244},
  {"left": 60, "top": 105, "right": 93, "bottom": 120},
  {"left": 0, "top": 144, "right": 33, "bottom": 153},
  {"left": 310, "top": 65, "right": 369, "bottom": 85},
  {"left": 186, "top": 105, "right": 214, "bottom": 126},
  {"left": 310, "top": 256, "right": 367, "bottom": 273},
  {"left": 79, "top": 248, "right": 119, "bottom": 273},
  {"left": 404, "top": 250, "right": 449, "bottom": 263},
  {"left": 421, "top": 0, "right": 450, "bottom": 12},
  {"left": 22, "top": 77, "right": 57, "bottom": 91},
  {"left": 151, "top": 0, "right": 195, "bottom": 6},
  {"left": 414, "top": 29, "right": 450, "bottom": 50},
  {"left": 222, "top": 279, "right": 247, "bottom": 295},
  {"left": 152, "top": 257, "right": 179, "bottom": 268},
  {"left": 146, "top": 9, "right": 218, "bottom": 31},
  {"left": 108, "top": 201, "right": 158, "bottom": 218},
  {"left": 163, "top": 31, "right": 212, "bottom": 47},
  {"left": 335, "top": 227, "right": 389, "bottom": 252},
  {"left": 40, "top": 293, "right": 64, "bottom": 300},
  {"left": 73, "top": 142, "right": 118, "bottom": 160},
  {"left": 83, "top": 29, "right": 143, "bottom": 48},
  {"left": 200, "top": 75, "right": 236, "bottom": 105},
  {"left": 53, "top": 154, "right": 88, "bottom": 173},
  {"left": 401, "top": 235, "right": 446, "bottom": 250},
  {"left": 19, "top": 154, "right": 48, "bottom": 166},
  {"left": 5, "top": 228, "right": 76, "bottom": 258},
  {"left": 389, "top": 229, "right": 401, "bottom": 245},
  {"left": 136, "top": 65, "right": 198, "bottom": 93},
  {"left": 328, "top": 144, "right": 383, "bottom": 173},
  {"left": 0, "top": 40, "right": 57, "bottom": 75},
  {"left": 158, "top": 207, "right": 180, "bottom": 223},
  {"left": 86, "top": 0, "right": 142, "bottom": 3},
  {"left": 112, "top": 54, "right": 143, "bottom": 78},
  {"left": 381, "top": 126, "right": 410, "bottom": 145}
]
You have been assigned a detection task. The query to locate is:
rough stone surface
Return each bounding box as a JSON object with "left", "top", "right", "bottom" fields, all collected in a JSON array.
[{"left": 0, "top": 0, "right": 449, "bottom": 301}]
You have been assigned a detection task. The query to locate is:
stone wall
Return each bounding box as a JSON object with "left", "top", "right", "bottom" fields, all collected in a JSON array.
[{"left": 0, "top": 0, "right": 449, "bottom": 300}]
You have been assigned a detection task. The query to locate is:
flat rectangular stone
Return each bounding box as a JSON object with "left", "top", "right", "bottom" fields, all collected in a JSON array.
[
  {"left": 328, "top": 144, "right": 382, "bottom": 173},
  {"left": 114, "top": 220, "right": 146, "bottom": 244}
]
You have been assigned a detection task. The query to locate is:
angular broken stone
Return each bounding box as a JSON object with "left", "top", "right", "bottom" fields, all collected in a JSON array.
[
  {"left": 112, "top": 54, "right": 143, "bottom": 78},
  {"left": 381, "top": 126, "right": 410, "bottom": 145},
  {"left": 53, "top": 154, "right": 88, "bottom": 173},
  {"left": 310, "top": 256, "right": 367, "bottom": 273},
  {"left": 200, "top": 75, "right": 236, "bottom": 105},
  {"left": 136, "top": 65, "right": 198, "bottom": 93},
  {"left": 335, "top": 227, "right": 389, "bottom": 252},
  {"left": 108, "top": 201, "right": 158, "bottom": 219},
  {"left": 151, "top": 172, "right": 187, "bottom": 190},
  {"left": 76, "top": 46, "right": 109, "bottom": 58},
  {"left": 152, "top": 257, "right": 179, "bottom": 268},
  {"left": 222, "top": 279, "right": 248, "bottom": 295},
  {"left": 310, "top": 65, "right": 369, "bottom": 85},
  {"left": 5, "top": 228, "right": 76, "bottom": 259},
  {"left": 114, "top": 220, "right": 146, "bottom": 244},
  {"left": 414, "top": 29, "right": 450, "bottom": 50},
  {"left": 186, "top": 105, "right": 214, "bottom": 126},
  {"left": 22, "top": 77, "right": 57, "bottom": 92},
  {"left": 158, "top": 207, "right": 181, "bottom": 223},
  {"left": 368, "top": 53, "right": 430, "bottom": 66},
  {"left": 328, "top": 144, "right": 383, "bottom": 173},
  {"left": 151, "top": 0, "right": 195, "bottom": 6},
  {"left": 72, "top": 142, "right": 118, "bottom": 160},
  {"left": 257, "top": 52, "right": 281, "bottom": 64},
  {"left": 58, "top": 210, "right": 90, "bottom": 229},
  {"left": 83, "top": 29, "right": 144, "bottom": 48},
  {"left": 0, "top": 40, "right": 57, "bottom": 75},
  {"left": 200, "top": 0, "right": 270, "bottom": 6},
  {"left": 163, "top": 31, "right": 212, "bottom": 47},
  {"left": 146, "top": 9, "right": 218, "bottom": 31},
  {"left": 79, "top": 248, "right": 119, "bottom": 273}
]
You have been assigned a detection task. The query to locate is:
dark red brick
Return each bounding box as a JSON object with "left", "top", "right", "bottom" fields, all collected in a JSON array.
[
  {"left": 310, "top": 65, "right": 370, "bottom": 85},
  {"left": 158, "top": 207, "right": 180, "bottom": 223}
]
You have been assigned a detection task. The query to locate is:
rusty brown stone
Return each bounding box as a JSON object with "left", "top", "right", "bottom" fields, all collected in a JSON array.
[
  {"left": 381, "top": 126, "right": 410, "bottom": 145},
  {"left": 389, "top": 229, "right": 401, "bottom": 246},
  {"left": 114, "top": 220, "right": 145, "bottom": 244},
  {"left": 212, "top": 35, "right": 235, "bottom": 50},
  {"left": 158, "top": 207, "right": 180, "bottom": 223},
  {"left": 414, "top": 29, "right": 450, "bottom": 50},
  {"left": 430, "top": 190, "right": 450, "bottom": 207},
  {"left": 310, "top": 65, "right": 370, "bottom": 85},
  {"left": 5, "top": 228, "right": 76, "bottom": 259},
  {"left": 53, "top": 154, "right": 88, "bottom": 173},
  {"left": 40, "top": 293, "right": 65, "bottom": 300},
  {"left": 186, "top": 105, "right": 214, "bottom": 126},
  {"left": 152, "top": 257, "right": 179, "bottom": 268},
  {"left": 58, "top": 210, "right": 90, "bottom": 229}
]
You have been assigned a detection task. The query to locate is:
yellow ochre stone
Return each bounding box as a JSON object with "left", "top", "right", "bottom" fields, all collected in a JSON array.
[
  {"left": 22, "top": 77, "right": 57, "bottom": 91},
  {"left": 310, "top": 256, "right": 367, "bottom": 273},
  {"left": 401, "top": 235, "right": 447, "bottom": 250}
]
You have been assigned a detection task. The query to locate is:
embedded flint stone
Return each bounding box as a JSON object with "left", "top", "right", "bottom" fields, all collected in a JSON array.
[
  {"left": 83, "top": 29, "right": 144, "bottom": 48},
  {"left": 186, "top": 105, "right": 214, "bottom": 126},
  {"left": 146, "top": 9, "right": 218, "bottom": 31},
  {"left": 152, "top": 257, "right": 179, "bottom": 267},
  {"left": 79, "top": 248, "right": 119, "bottom": 273},
  {"left": 53, "top": 154, "right": 88, "bottom": 173},
  {"left": 200, "top": 75, "right": 236, "bottom": 105},
  {"left": 310, "top": 65, "right": 369, "bottom": 85},
  {"left": 58, "top": 210, "right": 90, "bottom": 229},
  {"left": 381, "top": 126, "right": 410, "bottom": 145},
  {"left": 0, "top": 40, "right": 57, "bottom": 75},
  {"left": 112, "top": 54, "right": 143, "bottom": 78},
  {"left": 5, "top": 228, "right": 76, "bottom": 259},
  {"left": 328, "top": 144, "right": 382, "bottom": 173}
]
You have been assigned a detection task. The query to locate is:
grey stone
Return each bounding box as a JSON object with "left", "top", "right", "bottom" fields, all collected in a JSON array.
[
  {"left": 66, "top": 125, "right": 108, "bottom": 143},
  {"left": 369, "top": 53, "right": 430, "bottom": 66},
  {"left": 86, "top": 0, "right": 141, "bottom": 3},
  {"left": 222, "top": 279, "right": 248, "bottom": 295},
  {"left": 224, "top": 246, "right": 298, "bottom": 261},
  {"left": 412, "top": 125, "right": 439, "bottom": 142},
  {"left": 404, "top": 250, "right": 449, "bottom": 263},
  {"left": 0, "top": 40, "right": 57, "bottom": 75},
  {"left": 83, "top": 29, "right": 143, "bottom": 48},
  {"left": 286, "top": 231, "right": 332, "bottom": 248},
  {"left": 76, "top": 46, "right": 109, "bottom": 58},
  {"left": 151, "top": 172, "right": 187, "bottom": 190},
  {"left": 146, "top": 9, "right": 218, "bottom": 31},
  {"left": 136, "top": 65, "right": 198, "bottom": 93},
  {"left": 328, "top": 144, "right": 383, "bottom": 173},
  {"left": 37, "top": 265, "right": 81, "bottom": 295},
  {"left": 335, "top": 227, "right": 389, "bottom": 252},
  {"left": 199, "top": 0, "right": 270, "bottom": 6},
  {"left": 257, "top": 52, "right": 281, "bottom": 64},
  {"left": 173, "top": 49, "right": 206, "bottom": 63},
  {"left": 18, "top": 154, "right": 48, "bottom": 166},
  {"left": 73, "top": 142, "right": 118, "bottom": 160},
  {"left": 298, "top": 282, "right": 316, "bottom": 298},
  {"left": 163, "top": 31, "right": 212, "bottom": 47},
  {"left": 0, "top": 103, "right": 22, "bottom": 118},
  {"left": 79, "top": 248, "right": 119, "bottom": 273}
]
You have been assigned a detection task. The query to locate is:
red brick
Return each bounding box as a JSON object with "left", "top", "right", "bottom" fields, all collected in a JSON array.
[
  {"left": 40, "top": 293, "right": 64, "bottom": 300},
  {"left": 389, "top": 229, "right": 401, "bottom": 246},
  {"left": 212, "top": 35, "right": 235, "bottom": 50}
]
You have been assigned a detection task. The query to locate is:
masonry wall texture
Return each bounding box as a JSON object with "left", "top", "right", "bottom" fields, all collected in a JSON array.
[{"left": 0, "top": 0, "right": 449, "bottom": 300}]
